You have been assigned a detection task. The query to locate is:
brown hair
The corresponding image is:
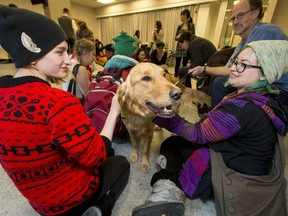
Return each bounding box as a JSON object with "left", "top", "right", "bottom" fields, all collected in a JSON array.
[
  {"left": 177, "top": 30, "right": 193, "bottom": 43},
  {"left": 75, "top": 38, "right": 95, "bottom": 63},
  {"left": 180, "top": 9, "right": 193, "bottom": 23},
  {"left": 76, "top": 21, "right": 94, "bottom": 41}
]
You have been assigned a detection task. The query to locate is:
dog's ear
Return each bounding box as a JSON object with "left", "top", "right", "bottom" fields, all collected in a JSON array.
[
  {"left": 117, "top": 81, "right": 148, "bottom": 117},
  {"left": 117, "top": 82, "right": 128, "bottom": 107}
]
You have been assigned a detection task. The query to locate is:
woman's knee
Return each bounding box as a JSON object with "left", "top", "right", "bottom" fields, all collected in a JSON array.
[{"left": 160, "top": 136, "right": 183, "bottom": 151}]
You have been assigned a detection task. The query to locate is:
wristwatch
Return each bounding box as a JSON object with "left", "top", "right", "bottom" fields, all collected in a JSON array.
[{"left": 203, "top": 63, "right": 207, "bottom": 77}]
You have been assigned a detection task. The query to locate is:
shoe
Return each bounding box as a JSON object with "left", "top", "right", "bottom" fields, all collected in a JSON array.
[
  {"left": 132, "top": 201, "right": 185, "bottom": 216},
  {"left": 147, "top": 180, "right": 186, "bottom": 203},
  {"left": 82, "top": 206, "right": 102, "bottom": 216},
  {"left": 156, "top": 155, "right": 167, "bottom": 169},
  {"left": 132, "top": 179, "right": 186, "bottom": 216}
]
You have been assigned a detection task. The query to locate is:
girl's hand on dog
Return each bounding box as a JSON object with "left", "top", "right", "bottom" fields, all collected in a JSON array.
[{"left": 111, "top": 94, "right": 122, "bottom": 116}]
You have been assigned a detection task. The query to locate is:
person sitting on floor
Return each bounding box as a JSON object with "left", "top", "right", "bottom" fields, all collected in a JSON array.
[
  {"left": 103, "top": 43, "right": 115, "bottom": 62},
  {"left": 136, "top": 48, "right": 149, "bottom": 63},
  {"left": 63, "top": 38, "right": 95, "bottom": 104},
  {"left": 132, "top": 40, "right": 288, "bottom": 216},
  {"left": 150, "top": 41, "right": 168, "bottom": 70},
  {"left": 0, "top": 7, "right": 130, "bottom": 216}
]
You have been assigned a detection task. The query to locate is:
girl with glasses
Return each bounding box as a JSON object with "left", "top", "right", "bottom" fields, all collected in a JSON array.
[{"left": 133, "top": 40, "right": 288, "bottom": 216}]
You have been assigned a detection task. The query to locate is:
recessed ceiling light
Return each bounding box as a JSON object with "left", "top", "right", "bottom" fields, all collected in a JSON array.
[{"left": 97, "top": 0, "right": 116, "bottom": 4}]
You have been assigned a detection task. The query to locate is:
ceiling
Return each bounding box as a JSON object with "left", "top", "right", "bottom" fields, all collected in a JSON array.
[{"left": 70, "top": 0, "right": 134, "bottom": 8}]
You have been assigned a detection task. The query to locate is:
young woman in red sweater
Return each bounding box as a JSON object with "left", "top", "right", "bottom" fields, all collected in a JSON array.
[{"left": 0, "top": 7, "right": 130, "bottom": 216}]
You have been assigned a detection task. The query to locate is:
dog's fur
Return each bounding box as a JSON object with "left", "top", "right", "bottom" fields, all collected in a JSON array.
[
  {"left": 117, "top": 63, "right": 211, "bottom": 172},
  {"left": 163, "top": 71, "right": 212, "bottom": 110}
]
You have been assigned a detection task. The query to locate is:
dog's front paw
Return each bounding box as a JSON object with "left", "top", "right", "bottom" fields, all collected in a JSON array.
[
  {"left": 141, "top": 161, "right": 151, "bottom": 173},
  {"left": 129, "top": 153, "right": 138, "bottom": 163}
]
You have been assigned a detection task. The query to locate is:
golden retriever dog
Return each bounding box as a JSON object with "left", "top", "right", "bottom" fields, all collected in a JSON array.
[
  {"left": 117, "top": 63, "right": 182, "bottom": 172},
  {"left": 117, "top": 63, "right": 212, "bottom": 172}
]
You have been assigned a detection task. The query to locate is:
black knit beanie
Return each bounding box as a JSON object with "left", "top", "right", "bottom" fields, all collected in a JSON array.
[{"left": 0, "top": 7, "right": 67, "bottom": 68}]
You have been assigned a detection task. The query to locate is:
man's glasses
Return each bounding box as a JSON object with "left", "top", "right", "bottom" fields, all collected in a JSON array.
[
  {"left": 230, "top": 9, "right": 254, "bottom": 22},
  {"left": 229, "top": 58, "right": 262, "bottom": 73}
]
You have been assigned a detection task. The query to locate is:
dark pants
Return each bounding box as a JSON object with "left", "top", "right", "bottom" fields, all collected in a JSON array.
[
  {"left": 151, "top": 136, "right": 213, "bottom": 201},
  {"left": 58, "top": 156, "right": 130, "bottom": 216},
  {"left": 174, "top": 56, "right": 189, "bottom": 78}
]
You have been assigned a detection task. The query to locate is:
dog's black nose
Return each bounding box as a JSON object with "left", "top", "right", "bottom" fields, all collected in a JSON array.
[{"left": 169, "top": 89, "right": 182, "bottom": 101}]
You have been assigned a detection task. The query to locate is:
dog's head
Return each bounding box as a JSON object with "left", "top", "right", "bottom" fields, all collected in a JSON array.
[{"left": 117, "top": 63, "right": 182, "bottom": 118}]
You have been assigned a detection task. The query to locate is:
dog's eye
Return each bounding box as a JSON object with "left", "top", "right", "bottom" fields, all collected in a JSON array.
[{"left": 142, "top": 76, "right": 151, "bottom": 81}]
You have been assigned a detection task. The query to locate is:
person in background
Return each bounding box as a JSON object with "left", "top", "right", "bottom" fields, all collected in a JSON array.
[
  {"left": 105, "top": 32, "right": 138, "bottom": 69},
  {"left": 132, "top": 40, "right": 288, "bottom": 216},
  {"left": 133, "top": 30, "right": 141, "bottom": 48},
  {"left": 58, "top": 8, "right": 78, "bottom": 54},
  {"left": 178, "top": 31, "right": 217, "bottom": 88},
  {"left": 103, "top": 43, "right": 115, "bottom": 61},
  {"left": 136, "top": 48, "right": 149, "bottom": 62},
  {"left": 174, "top": 9, "right": 195, "bottom": 78},
  {"left": 73, "top": 20, "right": 100, "bottom": 80},
  {"left": 0, "top": 7, "right": 130, "bottom": 216},
  {"left": 76, "top": 20, "right": 94, "bottom": 42},
  {"left": 188, "top": 0, "right": 288, "bottom": 108},
  {"left": 95, "top": 38, "right": 107, "bottom": 67},
  {"left": 151, "top": 20, "right": 164, "bottom": 51},
  {"left": 95, "top": 38, "right": 104, "bottom": 57},
  {"left": 150, "top": 41, "right": 168, "bottom": 70},
  {"left": 63, "top": 39, "right": 95, "bottom": 104}
]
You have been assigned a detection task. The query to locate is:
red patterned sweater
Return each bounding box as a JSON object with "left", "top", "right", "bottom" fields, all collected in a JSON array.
[{"left": 0, "top": 76, "right": 107, "bottom": 215}]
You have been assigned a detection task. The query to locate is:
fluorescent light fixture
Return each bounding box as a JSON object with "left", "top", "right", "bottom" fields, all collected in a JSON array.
[{"left": 97, "top": 0, "right": 115, "bottom": 4}]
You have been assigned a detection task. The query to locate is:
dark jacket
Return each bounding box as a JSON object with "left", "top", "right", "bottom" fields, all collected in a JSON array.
[
  {"left": 150, "top": 49, "right": 167, "bottom": 65},
  {"left": 58, "top": 15, "right": 75, "bottom": 39},
  {"left": 187, "top": 35, "right": 217, "bottom": 68}
]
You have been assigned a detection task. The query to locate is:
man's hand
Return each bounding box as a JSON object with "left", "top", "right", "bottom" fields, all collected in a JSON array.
[{"left": 188, "top": 66, "right": 204, "bottom": 78}]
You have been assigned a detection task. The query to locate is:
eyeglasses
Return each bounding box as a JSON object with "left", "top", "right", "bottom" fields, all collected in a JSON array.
[
  {"left": 229, "top": 58, "right": 262, "bottom": 73},
  {"left": 230, "top": 9, "right": 254, "bottom": 22}
]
